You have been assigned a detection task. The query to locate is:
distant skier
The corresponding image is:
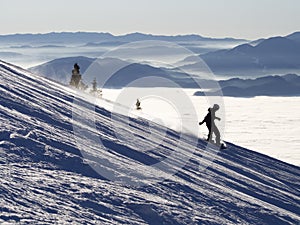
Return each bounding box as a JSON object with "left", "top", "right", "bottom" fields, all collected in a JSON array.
[
  {"left": 199, "top": 104, "right": 221, "bottom": 146},
  {"left": 136, "top": 99, "right": 141, "bottom": 110}
]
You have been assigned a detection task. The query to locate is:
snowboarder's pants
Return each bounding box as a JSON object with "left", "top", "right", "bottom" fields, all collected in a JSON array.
[{"left": 207, "top": 124, "right": 220, "bottom": 146}]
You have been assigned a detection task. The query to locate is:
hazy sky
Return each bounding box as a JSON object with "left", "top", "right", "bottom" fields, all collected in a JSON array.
[{"left": 1, "top": 0, "right": 300, "bottom": 40}]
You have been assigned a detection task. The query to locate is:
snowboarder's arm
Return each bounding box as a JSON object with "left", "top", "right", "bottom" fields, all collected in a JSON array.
[
  {"left": 199, "top": 113, "right": 209, "bottom": 125},
  {"left": 199, "top": 118, "right": 206, "bottom": 125},
  {"left": 215, "top": 117, "right": 221, "bottom": 121}
]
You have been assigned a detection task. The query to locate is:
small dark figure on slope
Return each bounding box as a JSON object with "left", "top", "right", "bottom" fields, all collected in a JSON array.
[
  {"left": 199, "top": 104, "right": 221, "bottom": 146},
  {"left": 136, "top": 99, "right": 142, "bottom": 110}
]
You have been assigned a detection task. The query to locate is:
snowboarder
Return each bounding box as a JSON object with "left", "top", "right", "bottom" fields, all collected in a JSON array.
[
  {"left": 199, "top": 104, "right": 221, "bottom": 146},
  {"left": 136, "top": 99, "right": 141, "bottom": 110}
]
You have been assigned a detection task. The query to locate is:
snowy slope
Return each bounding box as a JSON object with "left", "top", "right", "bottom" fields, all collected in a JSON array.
[{"left": 0, "top": 60, "right": 299, "bottom": 224}]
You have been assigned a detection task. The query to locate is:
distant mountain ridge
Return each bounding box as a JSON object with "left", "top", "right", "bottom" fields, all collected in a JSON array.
[
  {"left": 30, "top": 56, "right": 300, "bottom": 96},
  {"left": 0, "top": 32, "right": 247, "bottom": 45},
  {"left": 0, "top": 32, "right": 114, "bottom": 44},
  {"left": 29, "top": 56, "right": 96, "bottom": 84},
  {"left": 194, "top": 74, "right": 300, "bottom": 97},
  {"left": 179, "top": 32, "right": 300, "bottom": 76},
  {"left": 286, "top": 31, "right": 300, "bottom": 42},
  {"left": 29, "top": 56, "right": 201, "bottom": 88}
]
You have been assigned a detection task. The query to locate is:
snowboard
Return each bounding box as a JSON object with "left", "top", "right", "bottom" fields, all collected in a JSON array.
[{"left": 202, "top": 138, "right": 227, "bottom": 149}]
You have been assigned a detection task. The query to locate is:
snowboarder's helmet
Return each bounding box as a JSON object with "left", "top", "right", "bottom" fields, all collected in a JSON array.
[{"left": 213, "top": 104, "right": 219, "bottom": 110}]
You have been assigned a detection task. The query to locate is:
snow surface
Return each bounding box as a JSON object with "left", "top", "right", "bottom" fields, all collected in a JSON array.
[{"left": 0, "top": 60, "right": 299, "bottom": 224}]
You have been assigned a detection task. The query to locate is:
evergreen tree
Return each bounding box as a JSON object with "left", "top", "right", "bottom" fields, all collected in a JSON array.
[{"left": 70, "top": 63, "right": 82, "bottom": 88}]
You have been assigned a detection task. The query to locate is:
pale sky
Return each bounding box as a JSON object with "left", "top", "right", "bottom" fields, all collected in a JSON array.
[{"left": 1, "top": 0, "right": 300, "bottom": 40}]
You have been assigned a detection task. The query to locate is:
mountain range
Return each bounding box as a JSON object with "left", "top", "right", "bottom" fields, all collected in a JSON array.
[
  {"left": 30, "top": 56, "right": 300, "bottom": 96},
  {"left": 3, "top": 31, "right": 300, "bottom": 77},
  {"left": 0, "top": 32, "right": 246, "bottom": 45},
  {"left": 29, "top": 56, "right": 201, "bottom": 88},
  {"left": 194, "top": 74, "right": 300, "bottom": 97},
  {"left": 197, "top": 33, "right": 300, "bottom": 76}
]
